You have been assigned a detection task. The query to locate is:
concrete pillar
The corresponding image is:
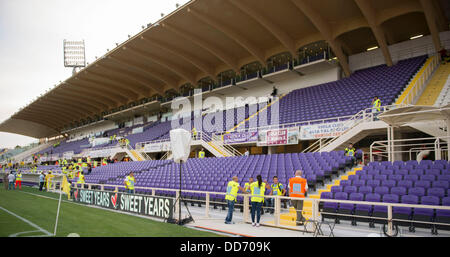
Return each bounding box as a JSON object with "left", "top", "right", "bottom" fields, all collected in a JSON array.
[
  {"left": 393, "top": 130, "right": 403, "bottom": 161},
  {"left": 268, "top": 146, "right": 277, "bottom": 155}
]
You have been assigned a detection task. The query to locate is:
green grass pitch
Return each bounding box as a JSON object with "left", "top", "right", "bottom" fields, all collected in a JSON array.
[{"left": 0, "top": 184, "right": 220, "bottom": 237}]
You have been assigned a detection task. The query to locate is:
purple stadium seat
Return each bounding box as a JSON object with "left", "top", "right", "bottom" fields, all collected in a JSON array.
[{"left": 408, "top": 187, "right": 426, "bottom": 198}]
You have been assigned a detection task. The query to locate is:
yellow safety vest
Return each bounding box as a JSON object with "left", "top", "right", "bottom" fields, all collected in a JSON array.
[
  {"left": 271, "top": 183, "right": 284, "bottom": 196},
  {"left": 244, "top": 182, "right": 251, "bottom": 193},
  {"left": 77, "top": 174, "right": 85, "bottom": 184},
  {"left": 125, "top": 176, "right": 135, "bottom": 190},
  {"left": 199, "top": 151, "right": 205, "bottom": 158},
  {"left": 250, "top": 182, "right": 266, "bottom": 203},
  {"left": 16, "top": 174, "right": 22, "bottom": 181},
  {"left": 225, "top": 181, "right": 239, "bottom": 201},
  {"left": 373, "top": 99, "right": 381, "bottom": 111},
  {"left": 345, "top": 147, "right": 356, "bottom": 157}
]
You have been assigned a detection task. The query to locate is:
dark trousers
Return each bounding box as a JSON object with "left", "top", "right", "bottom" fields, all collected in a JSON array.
[
  {"left": 39, "top": 182, "right": 44, "bottom": 191},
  {"left": 292, "top": 199, "right": 304, "bottom": 222},
  {"left": 225, "top": 200, "right": 235, "bottom": 223},
  {"left": 251, "top": 202, "right": 263, "bottom": 223},
  {"left": 265, "top": 198, "right": 275, "bottom": 213}
]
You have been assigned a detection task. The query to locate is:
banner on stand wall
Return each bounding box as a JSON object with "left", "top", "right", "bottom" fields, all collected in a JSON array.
[
  {"left": 257, "top": 127, "right": 299, "bottom": 146},
  {"left": 299, "top": 121, "right": 355, "bottom": 140}
]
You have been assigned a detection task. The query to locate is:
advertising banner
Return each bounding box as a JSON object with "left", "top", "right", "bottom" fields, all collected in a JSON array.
[
  {"left": 91, "top": 137, "right": 110, "bottom": 147},
  {"left": 132, "top": 127, "right": 144, "bottom": 134},
  {"left": 63, "top": 151, "right": 74, "bottom": 160},
  {"left": 257, "top": 127, "right": 299, "bottom": 146},
  {"left": 223, "top": 131, "right": 258, "bottom": 144},
  {"left": 72, "top": 189, "right": 174, "bottom": 219},
  {"left": 299, "top": 121, "right": 355, "bottom": 140},
  {"left": 143, "top": 142, "right": 171, "bottom": 153}
]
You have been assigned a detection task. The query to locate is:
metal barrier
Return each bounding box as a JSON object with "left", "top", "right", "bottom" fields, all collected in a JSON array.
[
  {"left": 303, "top": 104, "right": 403, "bottom": 153},
  {"left": 370, "top": 136, "right": 450, "bottom": 162},
  {"left": 65, "top": 182, "right": 450, "bottom": 236},
  {"left": 397, "top": 55, "right": 439, "bottom": 105}
]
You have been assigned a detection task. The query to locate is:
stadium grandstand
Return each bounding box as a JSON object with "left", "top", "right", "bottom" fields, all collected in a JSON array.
[{"left": 1, "top": 0, "right": 450, "bottom": 239}]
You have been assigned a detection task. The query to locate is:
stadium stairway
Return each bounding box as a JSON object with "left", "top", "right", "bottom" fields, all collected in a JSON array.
[
  {"left": 225, "top": 94, "right": 286, "bottom": 134},
  {"left": 395, "top": 56, "right": 436, "bottom": 105},
  {"left": 273, "top": 166, "right": 363, "bottom": 226},
  {"left": 434, "top": 75, "right": 450, "bottom": 107},
  {"left": 416, "top": 63, "right": 450, "bottom": 106}
]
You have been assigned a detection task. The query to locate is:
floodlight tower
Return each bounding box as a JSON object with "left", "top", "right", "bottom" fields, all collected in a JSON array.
[{"left": 63, "top": 40, "right": 86, "bottom": 75}]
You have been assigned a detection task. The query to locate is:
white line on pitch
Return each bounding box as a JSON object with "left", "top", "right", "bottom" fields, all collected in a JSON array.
[{"left": 0, "top": 206, "right": 53, "bottom": 237}]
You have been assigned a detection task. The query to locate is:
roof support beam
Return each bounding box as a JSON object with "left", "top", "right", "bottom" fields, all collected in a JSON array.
[
  {"left": 15, "top": 115, "right": 62, "bottom": 129},
  {"left": 40, "top": 98, "right": 97, "bottom": 116},
  {"left": 66, "top": 77, "right": 128, "bottom": 104},
  {"left": 162, "top": 23, "right": 240, "bottom": 72},
  {"left": 108, "top": 56, "right": 174, "bottom": 94},
  {"left": 140, "top": 36, "right": 216, "bottom": 79},
  {"left": 354, "top": 0, "right": 393, "bottom": 66},
  {"left": 20, "top": 107, "right": 78, "bottom": 124},
  {"left": 188, "top": 7, "right": 266, "bottom": 65},
  {"left": 78, "top": 72, "right": 140, "bottom": 100},
  {"left": 124, "top": 46, "right": 197, "bottom": 86},
  {"left": 61, "top": 83, "right": 118, "bottom": 107},
  {"left": 90, "top": 67, "right": 150, "bottom": 98},
  {"left": 431, "top": 0, "right": 448, "bottom": 32},
  {"left": 98, "top": 62, "right": 159, "bottom": 96},
  {"left": 290, "top": 0, "right": 351, "bottom": 77},
  {"left": 228, "top": 0, "right": 297, "bottom": 57},
  {"left": 419, "top": 0, "right": 443, "bottom": 53},
  {"left": 54, "top": 90, "right": 110, "bottom": 110},
  {"left": 45, "top": 94, "right": 103, "bottom": 113},
  {"left": 376, "top": 2, "right": 423, "bottom": 25},
  {"left": 32, "top": 100, "right": 94, "bottom": 118},
  {"left": 17, "top": 112, "right": 71, "bottom": 128}
]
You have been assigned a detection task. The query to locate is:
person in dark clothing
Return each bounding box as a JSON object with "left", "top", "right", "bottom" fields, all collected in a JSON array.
[
  {"left": 439, "top": 48, "right": 450, "bottom": 64},
  {"left": 87, "top": 163, "right": 92, "bottom": 175}
]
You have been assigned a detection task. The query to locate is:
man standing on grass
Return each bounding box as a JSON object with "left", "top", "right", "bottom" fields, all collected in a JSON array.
[
  {"left": 39, "top": 172, "right": 45, "bottom": 191},
  {"left": 15, "top": 171, "right": 22, "bottom": 190},
  {"left": 8, "top": 172, "right": 15, "bottom": 190}
]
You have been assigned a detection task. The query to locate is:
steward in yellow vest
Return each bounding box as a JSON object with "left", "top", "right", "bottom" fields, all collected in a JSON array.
[
  {"left": 124, "top": 172, "right": 136, "bottom": 194},
  {"left": 224, "top": 176, "right": 245, "bottom": 224}
]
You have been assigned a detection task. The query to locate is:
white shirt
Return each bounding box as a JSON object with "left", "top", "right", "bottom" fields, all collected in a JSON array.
[
  {"left": 244, "top": 151, "right": 249, "bottom": 156},
  {"left": 8, "top": 174, "right": 15, "bottom": 182}
]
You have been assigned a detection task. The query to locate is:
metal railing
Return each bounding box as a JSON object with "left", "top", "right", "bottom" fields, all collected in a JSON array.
[
  {"left": 303, "top": 104, "right": 402, "bottom": 153},
  {"left": 62, "top": 182, "right": 450, "bottom": 236},
  {"left": 370, "top": 136, "right": 450, "bottom": 162},
  {"left": 398, "top": 55, "right": 439, "bottom": 105}
]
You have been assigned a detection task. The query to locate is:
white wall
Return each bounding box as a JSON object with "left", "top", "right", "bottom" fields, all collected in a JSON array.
[{"left": 349, "top": 31, "right": 450, "bottom": 72}]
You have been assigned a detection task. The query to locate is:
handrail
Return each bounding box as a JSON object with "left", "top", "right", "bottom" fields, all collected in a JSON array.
[
  {"left": 370, "top": 136, "right": 450, "bottom": 162},
  {"left": 303, "top": 104, "right": 401, "bottom": 153},
  {"left": 397, "top": 55, "right": 439, "bottom": 105}
]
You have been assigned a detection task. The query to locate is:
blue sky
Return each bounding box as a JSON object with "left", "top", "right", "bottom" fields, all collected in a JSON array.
[{"left": 0, "top": 0, "right": 189, "bottom": 148}]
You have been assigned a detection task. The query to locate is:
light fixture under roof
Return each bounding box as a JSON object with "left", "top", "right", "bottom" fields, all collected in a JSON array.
[
  {"left": 410, "top": 34, "right": 423, "bottom": 40},
  {"left": 367, "top": 46, "right": 379, "bottom": 51}
]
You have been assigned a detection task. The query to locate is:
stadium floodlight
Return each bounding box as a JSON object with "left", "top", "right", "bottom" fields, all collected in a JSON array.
[
  {"left": 367, "top": 46, "right": 379, "bottom": 51},
  {"left": 64, "top": 40, "right": 86, "bottom": 75}
]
